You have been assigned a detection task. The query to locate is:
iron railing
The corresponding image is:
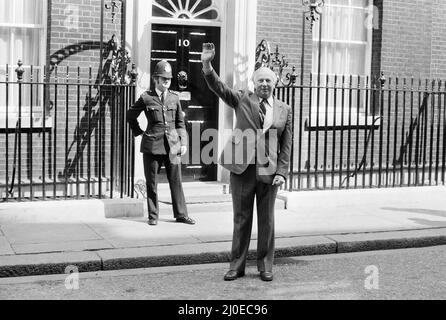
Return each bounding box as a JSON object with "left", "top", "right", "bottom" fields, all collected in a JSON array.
[
  {"left": 276, "top": 74, "right": 446, "bottom": 191},
  {"left": 0, "top": 65, "right": 136, "bottom": 202},
  {"left": 3, "top": 66, "right": 445, "bottom": 199}
]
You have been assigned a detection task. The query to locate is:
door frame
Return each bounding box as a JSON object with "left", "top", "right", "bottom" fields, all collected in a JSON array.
[
  {"left": 146, "top": 7, "right": 226, "bottom": 182},
  {"left": 150, "top": 23, "right": 221, "bottom": 182}
]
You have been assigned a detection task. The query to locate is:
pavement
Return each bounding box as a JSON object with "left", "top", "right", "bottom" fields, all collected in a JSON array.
[{"left": 0, "top": 182, "right": 446, "bottom": 278}]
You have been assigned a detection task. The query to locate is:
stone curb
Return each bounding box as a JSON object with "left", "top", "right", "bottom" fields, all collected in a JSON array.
[
  {"left": 97, "top": 242, "right": 232, "bottom": 271},
  {"left": 0, "top": 229, "right": 445, "bottom": 278},
  {"left": 327, "top": 228, "right": 446, "bottom": 253},
  {"left": 0, "top": 251, "right": 102, "bottom": 278}
]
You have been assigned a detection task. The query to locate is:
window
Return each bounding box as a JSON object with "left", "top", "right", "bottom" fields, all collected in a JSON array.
[
  {"left": 310, "top": 0, "right": 374, "bottom": 127},
  {"left": 0, "top": 0, "right": 46, "bottom": 126},
  {"left": 152, "top": 0, "right": 221, "bottom": 21},
  {"left": 313, "top": 0, "right": 372, "bottom": 77}
]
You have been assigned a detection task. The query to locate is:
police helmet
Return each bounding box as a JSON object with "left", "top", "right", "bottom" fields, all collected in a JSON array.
[{"left": 153, "top": 60, "right": 173, "bottom": 79}]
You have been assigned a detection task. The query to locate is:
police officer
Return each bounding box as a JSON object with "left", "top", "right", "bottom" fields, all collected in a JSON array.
[{"left": 127, "top": 60, "right": 195, "bottom": 226}]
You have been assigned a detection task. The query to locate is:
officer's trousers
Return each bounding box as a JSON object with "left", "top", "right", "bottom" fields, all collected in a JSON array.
[{"left": 143, "top": 153, "right": 188, "bottom": 221}]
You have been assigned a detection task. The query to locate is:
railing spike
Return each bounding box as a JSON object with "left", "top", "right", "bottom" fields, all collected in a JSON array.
[{"left": 15, "top": 59, "right": 25, "bottom": 82}]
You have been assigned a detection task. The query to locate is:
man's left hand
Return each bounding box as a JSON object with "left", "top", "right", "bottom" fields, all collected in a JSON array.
[
  {"left": 180, "top": 146, "right": 187, "bottom": 156},
  {"left": 272, "top": 175, "right": 285, "bottom": 186}
]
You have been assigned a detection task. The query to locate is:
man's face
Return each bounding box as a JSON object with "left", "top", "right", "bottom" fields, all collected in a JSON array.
[
  {"left": 155, "top": 76, "right": 171, "bottom": 92},
  {"left": 254, "top": 69, "right": 275, "bottom": 99}
]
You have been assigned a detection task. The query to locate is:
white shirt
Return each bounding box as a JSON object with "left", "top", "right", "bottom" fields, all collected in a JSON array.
[
  {"left": 260, "top": 96, "right": 274, "bottom": 132},
  {"left": 155, "top": 88, "right": 167, "bottom": 104}
]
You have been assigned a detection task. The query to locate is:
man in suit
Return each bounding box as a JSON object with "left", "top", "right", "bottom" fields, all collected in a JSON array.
[
  {"left": 201, "top": 43, "right": 292, "bottom": 281},
  {"left": 127, "top": 60, "right": 195, "bottom": 226}
]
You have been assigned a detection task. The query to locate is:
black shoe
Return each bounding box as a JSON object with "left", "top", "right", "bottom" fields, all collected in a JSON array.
[
  {"left": 224, "top": 270, "right": 245, "bottom": 281},
  {"left": 260, "top": 271, "right": 273, "bottom": 282},
  {"left": 176, "top": 216, "right": 195, "bottom": 225},
  {"left": 148, "top": 219, "right": 158, "bottom": 226}
]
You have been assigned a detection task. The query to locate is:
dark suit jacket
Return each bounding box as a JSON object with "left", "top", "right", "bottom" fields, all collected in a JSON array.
[
  {"left": 203, "top": 69, "right": 292, "bottom": 184},
  {"left": 127, "top": 90, "right": 187, "bottom": 155}
]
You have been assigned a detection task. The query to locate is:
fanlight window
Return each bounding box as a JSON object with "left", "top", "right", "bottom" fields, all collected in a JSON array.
[{"left": 152, "top": 0, "right": 220, "bottom": 20}]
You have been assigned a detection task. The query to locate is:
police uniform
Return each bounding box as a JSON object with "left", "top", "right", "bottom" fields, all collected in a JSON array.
[{"left": 127, "top": 61, "right": 193, "bottom": 225}]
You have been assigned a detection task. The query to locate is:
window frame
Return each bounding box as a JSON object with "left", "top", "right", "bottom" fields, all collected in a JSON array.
[
  {"left": 0, "top": 0, "right": 47, "bottom": 129},
  {"left": 150, "top": 0, "right": 223, "bottom": 26},
  {"left": 309, "top": 0, "right": 375, "bottom": 128}
]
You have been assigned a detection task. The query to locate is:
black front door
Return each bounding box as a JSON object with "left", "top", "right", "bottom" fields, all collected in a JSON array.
[{"left": 151, "top": 24, "right": 220, "bottom": 182}]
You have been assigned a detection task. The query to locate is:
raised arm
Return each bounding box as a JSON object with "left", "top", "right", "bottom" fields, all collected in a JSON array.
[{"left": 201, "top": 43, "right": 242, "bottom": 108}]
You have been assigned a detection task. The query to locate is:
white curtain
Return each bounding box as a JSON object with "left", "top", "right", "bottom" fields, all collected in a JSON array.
[
  {"left": 0, "top": 0, "right": 9, "bottom": 23},
  {"left": 311, "top": 0, "right": 371, "bottom": 116},
  {"left": 313, "top": 0, "right": 369, "bottom": 77},
  {"left": 0, "top": 0, "right": 44, "bottom": 110},
  {"left": 0, "top": 0, "right": 43, "bottom": 68}
]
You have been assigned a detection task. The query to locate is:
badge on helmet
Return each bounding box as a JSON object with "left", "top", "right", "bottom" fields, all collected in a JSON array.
[{"left": 153, "top": 60, "right": 173, "bottom": 79}]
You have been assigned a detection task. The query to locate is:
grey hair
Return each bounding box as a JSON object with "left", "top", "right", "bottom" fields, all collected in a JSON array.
[{"left": 251, "top": 67, "right": 278, "bottom": 84}]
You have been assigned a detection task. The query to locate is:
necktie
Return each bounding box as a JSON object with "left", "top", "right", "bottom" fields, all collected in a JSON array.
[
  {"left": 259, "top": 99, "right": 267, "bottom": 128},
  {"left": 160, "top": 93, "right": 165, "bottom": 105}
]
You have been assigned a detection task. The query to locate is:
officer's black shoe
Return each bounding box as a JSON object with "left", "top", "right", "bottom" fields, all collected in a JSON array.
[
  {"left": 224, "top": 270, "right": 245, "bottom": 281},
  {"left": 148, "top": 219, "right": 158, "bottom": 226},
  {"left": 260, "top": 271, "right": 273, "bottom": 282},
  {"left": 176, "top": 217, "right": 196, "bottom": 225}
]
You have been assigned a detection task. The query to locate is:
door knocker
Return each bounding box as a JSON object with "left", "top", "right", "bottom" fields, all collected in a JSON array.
[{"left": 178, "top": 71, "right": 188, "bottom": 90}]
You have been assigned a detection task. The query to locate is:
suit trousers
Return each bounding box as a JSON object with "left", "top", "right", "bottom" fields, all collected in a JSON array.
[
  {"left": 143, "top": 153, "right": 188, "bottom": 221},
  {"left": 229, "top": 164, "right": 279, "bottom": 273}
]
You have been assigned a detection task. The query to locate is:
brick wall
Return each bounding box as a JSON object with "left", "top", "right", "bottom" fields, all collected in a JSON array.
[
  {"left": 49, "top": 0, "right": 122, "bottom": 80},
  {"left": 256, "top": 0, "right": 312, "bottom": 83},
  {"left": 378, "top": 0, "right": 432, "bottom": 79},
  {"left": 48, "top": 0, "right": 123, "bottom": 188},
  {"left": 0, "top": 0, "right": 129, "bottom": 198},
  {"left": 373, "top": 0, "right": 446, "bottom": 80},
  {"left": 431, "top": 0, "right": 446, "bottom": 78}
]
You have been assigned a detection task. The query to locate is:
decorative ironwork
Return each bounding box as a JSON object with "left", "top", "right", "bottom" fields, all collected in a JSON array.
[
  {"left": 106, "top": 34, "right": 119, "bottom": 57},
  {"left": 152, "top": 0, "right": 220, "bottom": 20},
  {"left": 271, "top": 45, "right": 288, "bottom": 75},
  {"left": 105, "top": 35, "right": 133, "bottom": 84},
  {"left": 270, "top": 45, "right": 298, "bottom": 86},
  {"left": 105, "top": 0, "right": 122, "bottom": 23},
  {"left": 129, "top": 63, "right": 138, "bottom": 84},
  {"left": 255, "top": 40, "right": 297, "bottom": 87},
  {"left": 302, "top": 0, "right": 325, "bottom": 29},
  {"left": 255, "top": 39, "right": 271, "bottom": 70},
  {"left": 285, "top": 66, "right": 298, "bottom": 86},
  {"left": 101, "top": 0, "right": 135, "bottom": 85},
  {"left": 379, "top": 71, "right": 386, "bottom": 89}
]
